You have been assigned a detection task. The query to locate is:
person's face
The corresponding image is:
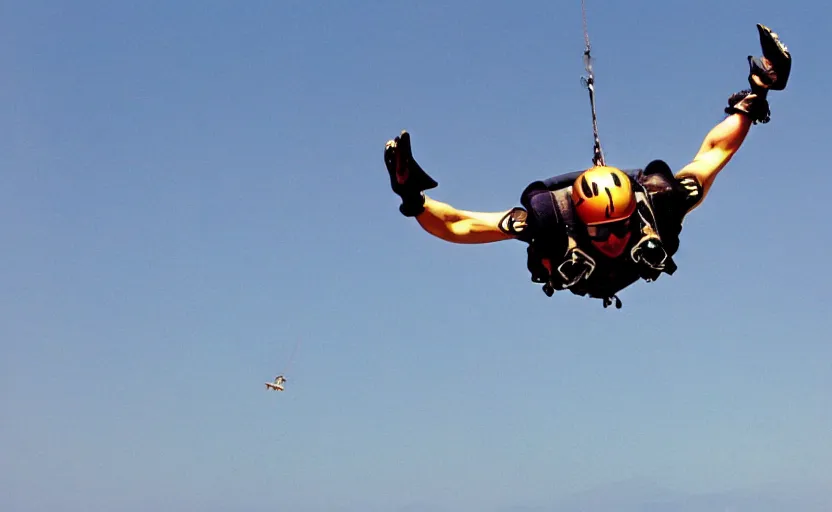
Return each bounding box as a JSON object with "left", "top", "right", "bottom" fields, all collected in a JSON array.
[{"left": 587, "top": 218, "right": 632, "bottom": 258}]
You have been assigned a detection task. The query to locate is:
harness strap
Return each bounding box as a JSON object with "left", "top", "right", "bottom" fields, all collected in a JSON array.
[
  {"left": 633, "top": 178, "right": 679, "bottom": 276},
  {"left": 552, "top": 188, "right": 576, "bottom": 232},
  {"left": 551, "top": 188, "right": 597, "bottom": 287}
]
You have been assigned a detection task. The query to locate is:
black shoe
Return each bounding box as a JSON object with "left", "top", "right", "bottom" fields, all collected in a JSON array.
[
  {"left": 384, "top": 131, "right": 438, "bottom": 216},
  {"left": 748, "top": 24, "right": 791, "bottom": 92}
]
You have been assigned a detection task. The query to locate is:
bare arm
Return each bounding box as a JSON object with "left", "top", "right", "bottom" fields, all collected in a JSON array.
[
  {"left": 676, "top": 113, "right": 753, "bottom": 210},
  {"left": 415, "top": 196, "right": 520, "bottom": 244}
]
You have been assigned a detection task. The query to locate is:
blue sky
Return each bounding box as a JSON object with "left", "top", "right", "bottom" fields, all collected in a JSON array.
[{"left": 1, "top": 1, "right": 830, "bottom": 511}]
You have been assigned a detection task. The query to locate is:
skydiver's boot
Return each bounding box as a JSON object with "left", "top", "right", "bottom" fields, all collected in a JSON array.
[
  {"left": 384, "top": 130, "right": 439, "bottom": 217},
  {"left": 725, "top": 24, "right": 791, "bottom": 124}
]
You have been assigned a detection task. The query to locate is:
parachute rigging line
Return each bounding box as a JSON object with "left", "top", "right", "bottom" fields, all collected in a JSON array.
[{"left": 580, "top": 0, "right": 605, "bottom": 167}]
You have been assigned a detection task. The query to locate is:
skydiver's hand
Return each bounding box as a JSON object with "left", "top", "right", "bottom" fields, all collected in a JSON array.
[
  {"left": 727, "top": 24, "right": 791, "bottom": 124},
  {"left": 384, "top": 136, "right": 407, "bottom": 192},
  {"left": 384, "top": 131, "right": 427, "bottom": 195},
  {"left": 383, "top": 130, "right": 439, "bottom": 217},
  {"left": 748, "top": 24, "right": 791, "bottom": 92}
]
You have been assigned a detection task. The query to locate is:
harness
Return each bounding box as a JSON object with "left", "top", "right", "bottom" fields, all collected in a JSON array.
[
  {"left": 513, "top": 2, "right": 697, "bottom": 309},
  {"left": 521, "top": 162, "right": 685, "bottom": 308}
]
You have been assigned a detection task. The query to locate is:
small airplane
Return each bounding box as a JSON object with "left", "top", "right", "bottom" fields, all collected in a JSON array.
[{"left": 265, "top": 375, "right": 286, "bottom": 391}]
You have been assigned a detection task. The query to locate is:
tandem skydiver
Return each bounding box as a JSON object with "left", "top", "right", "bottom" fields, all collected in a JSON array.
[{"left": 382, "top": 24, "right": 791, "bottom": 308}]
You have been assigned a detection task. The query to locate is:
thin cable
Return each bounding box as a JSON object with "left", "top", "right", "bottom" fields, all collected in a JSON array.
[{"left": 581, "top": 0, "right": 605, "bottom": 167}]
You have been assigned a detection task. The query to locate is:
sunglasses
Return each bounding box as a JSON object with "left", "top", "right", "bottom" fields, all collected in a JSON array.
[{"left": 586, "top": 219, "right": 632, "bottom": 241}]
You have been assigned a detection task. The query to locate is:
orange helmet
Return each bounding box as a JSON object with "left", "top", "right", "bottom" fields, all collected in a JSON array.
[{"left": 571, "top": 166, "right": 637, "bottom": 225}]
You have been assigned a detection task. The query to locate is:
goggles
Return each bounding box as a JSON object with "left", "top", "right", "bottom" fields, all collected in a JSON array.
[{"left": 586, "top": 219, "right": 632, "bottom": 241}]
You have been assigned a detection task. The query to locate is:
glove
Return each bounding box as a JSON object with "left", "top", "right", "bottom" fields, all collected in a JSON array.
[{"left": 726, "top": 91, "right": 770, "bottom": 124}]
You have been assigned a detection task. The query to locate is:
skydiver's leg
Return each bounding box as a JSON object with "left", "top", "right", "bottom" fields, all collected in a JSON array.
[{"left": 384, "top": 131, "right": 526, "bottom": 244}]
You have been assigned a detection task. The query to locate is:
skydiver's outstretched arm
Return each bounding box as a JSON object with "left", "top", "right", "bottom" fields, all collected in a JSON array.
[
  {"left": 676, "top": 23, "right": 790, "bottom": 213},
  {"left": 414, "top": 197, "right": 518, "bottom": 244},
  {"left": 384, "top": 131, "right": 525, "bottom": 244},
  {"left": 675, "top": 113, "right": 752, "bottom": 208}
]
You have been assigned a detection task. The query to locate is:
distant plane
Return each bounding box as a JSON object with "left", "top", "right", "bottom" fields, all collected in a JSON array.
[{"left": 265, "top": 375, "right": 286, "bottom": 391}]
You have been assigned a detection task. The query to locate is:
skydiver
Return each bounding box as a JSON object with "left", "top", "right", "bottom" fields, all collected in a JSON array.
[{"left": 383, "top": 24, "right": 791, "bottom": 308}]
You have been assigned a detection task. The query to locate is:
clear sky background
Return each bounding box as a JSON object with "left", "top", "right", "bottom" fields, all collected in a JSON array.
[{"left": 2, "top": 1, "right": 830, "bottom": 511}]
